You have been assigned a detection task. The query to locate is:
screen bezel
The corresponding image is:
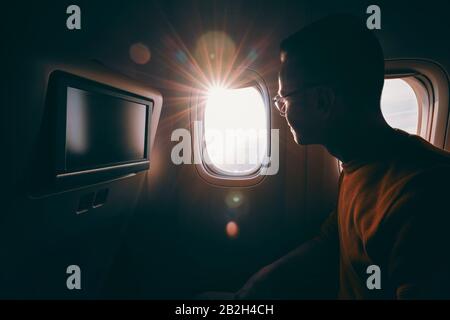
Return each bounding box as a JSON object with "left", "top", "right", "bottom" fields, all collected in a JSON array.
[{"left": 52, "top": 71, "right": 153, "bottom": 189}]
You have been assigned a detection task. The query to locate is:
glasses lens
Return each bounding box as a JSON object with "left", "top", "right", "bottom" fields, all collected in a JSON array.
[{"left": 274, "top": 96, "right": 286, "bottom": 115}]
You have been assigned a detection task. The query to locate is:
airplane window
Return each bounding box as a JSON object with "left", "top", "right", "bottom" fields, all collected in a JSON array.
[
  {"left": 203, "top": 86, "right": 268, "bottom": 176},
  {"left": 381, "top": 79, "right": 419, "bottom": 134}
]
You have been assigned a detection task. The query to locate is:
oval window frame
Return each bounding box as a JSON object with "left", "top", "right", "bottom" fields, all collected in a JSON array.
[{"left": 190, "top": 69, "right": 272, "bottom": 187}]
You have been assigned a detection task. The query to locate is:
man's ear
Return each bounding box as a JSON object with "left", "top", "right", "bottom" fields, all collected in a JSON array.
[{"left": 316, "top": 86, "right": 335, "bottom": 115}]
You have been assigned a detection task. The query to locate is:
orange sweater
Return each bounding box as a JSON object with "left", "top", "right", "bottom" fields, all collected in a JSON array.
[
  {"left": 236, "top": 130, "right": 450, "bottom": 300},
  {"left": 336, "top": 130, "right": 450, "bottom": 299}
]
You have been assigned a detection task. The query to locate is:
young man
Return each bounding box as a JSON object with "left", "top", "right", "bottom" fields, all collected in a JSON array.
[{"left": 236, "top": 15, "right": 450, "bottom": 299}]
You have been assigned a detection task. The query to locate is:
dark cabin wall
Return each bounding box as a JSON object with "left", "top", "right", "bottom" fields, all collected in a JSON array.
[{"left": 2, "top": 0, "right": 449, "bottom": 298}]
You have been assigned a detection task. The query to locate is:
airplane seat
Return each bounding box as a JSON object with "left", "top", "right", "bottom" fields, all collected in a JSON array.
[{"left": 0, "top": 61, "right": 162, "bottom": 299}]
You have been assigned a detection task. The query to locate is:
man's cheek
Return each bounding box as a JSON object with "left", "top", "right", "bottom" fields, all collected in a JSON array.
[
  {"left": 285, "top": 112, "right": 295, "bottom": 130},
  {"left": 287, "top": 111, "right": 302, "bottom": 131}
]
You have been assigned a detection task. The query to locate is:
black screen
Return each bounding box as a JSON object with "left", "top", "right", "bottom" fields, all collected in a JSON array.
[{"left": 65, "top": 87, "right": 148, "bottom": 171}]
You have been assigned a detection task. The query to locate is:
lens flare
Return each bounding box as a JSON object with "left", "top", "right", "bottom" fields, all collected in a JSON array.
[
  {"left": 226, "top": 221, "right": 239, "bottom": 239},
  {"left": 195, "top": 31, "right": 236, "bottom": 63},
  {"left": 139, "top": 2, "right": 279, "bottom": 155},
  {"left": 225, "top": 191, "right": 244, "bottom": 209},
  {"left": 247, "top": 49, "right": 258, "bottom": 62},
  {"left": 175, "top": 50, "right": 188, "bottom": 64},
  {"left": 129, "top": 43, "right": 151, "bottom": 65}
]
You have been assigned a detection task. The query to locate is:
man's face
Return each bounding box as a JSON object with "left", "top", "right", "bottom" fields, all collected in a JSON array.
[{"left": 278, "top": 57, "right": 331, "bottom": 145}]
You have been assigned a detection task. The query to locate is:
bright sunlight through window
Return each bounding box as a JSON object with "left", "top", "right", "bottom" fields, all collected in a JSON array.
[
  {"left": 381, "top": 79, "right": 419, "bottom": 134},
  {"left": 203, "top": 86, "right": 268, "bottom": 176}
]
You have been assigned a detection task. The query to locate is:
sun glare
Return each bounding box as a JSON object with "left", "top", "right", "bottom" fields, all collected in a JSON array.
[{"left": 204, "top": 86, "right": 268, "bottom": 176}]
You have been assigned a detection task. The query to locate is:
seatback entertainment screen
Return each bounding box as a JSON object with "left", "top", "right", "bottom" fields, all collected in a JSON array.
[
  {"left": 66, "top": 87, "right": 148, "bottom": 171},
  {"left": 28, "top": 70, "right": 155, "bottom": 194},
  {"left": 48, "top": 71, "right": 153, "bottom": 189}
]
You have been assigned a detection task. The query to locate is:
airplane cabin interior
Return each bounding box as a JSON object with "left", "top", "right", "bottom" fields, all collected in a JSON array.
[{"left": 1, "top": 0, "right": 450, "bottom": 303}]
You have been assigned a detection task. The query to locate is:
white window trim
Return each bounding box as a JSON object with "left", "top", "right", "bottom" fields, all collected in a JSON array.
[
  {"left": 385, "top": 59, "right": 449, "bottom": 149},
  {"left": 190, "top": 69, "right": 272, "bottom": 187}
]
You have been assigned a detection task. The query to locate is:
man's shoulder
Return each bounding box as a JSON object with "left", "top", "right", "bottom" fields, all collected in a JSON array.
[
  {"left": 358, "top": 132, "right": 450, "bottom": 207},
  {"left": 383, "top": 133, "right": 450, "bottom": 210},
  {"left": 390, "top": 131, "right": 450, "bottom": 175}
]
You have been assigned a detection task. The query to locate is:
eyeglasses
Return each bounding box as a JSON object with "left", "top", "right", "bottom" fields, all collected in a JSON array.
[{"left": 273, "top": 89, "right": 305, "bottom": 117}]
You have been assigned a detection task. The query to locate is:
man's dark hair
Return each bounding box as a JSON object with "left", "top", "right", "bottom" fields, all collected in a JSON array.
[{"left": 280, "top": 14, "right": 385, "bottom": 110}]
